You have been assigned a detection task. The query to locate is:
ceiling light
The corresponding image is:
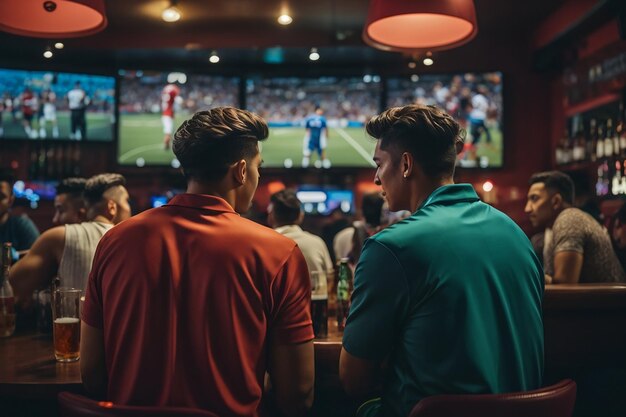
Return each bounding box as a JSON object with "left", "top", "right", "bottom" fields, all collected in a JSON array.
[
  {"left": 309, "top": 48, "right": 320, "bottom": 61},
  {"left": 209, "top": 51, "right": 220, "bottom": 64},
  {"left": 277, "top": 14, "right": 293, "bottom": 25},
  {"left": 410, "top": 74, "right": 419, "bottom": 82},
  {"left": 0, "top": 0, "right": 108, "bottom": 38},
  {"left": 408, "top": 61, "right": 417, "bottom": 69},
  {"left": 54, "top": 42, "right": 64, "bottom": 49},
  {"left": 363, "top": 0, "right": 478, "bottom": 52},
  {"left": 423, "top": 57, "right": 434, "bottom": 66},
  {"left": 43, "top": 49, "right": 53, "bottom": 59},
  {"left": 162, "top": 1, "right": 181, "bottom": 23}
]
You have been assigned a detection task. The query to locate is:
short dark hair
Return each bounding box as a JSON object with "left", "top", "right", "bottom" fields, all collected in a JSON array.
[
  {"left": 84, "top": 173, "right": 126, "bottom": 205},
  {"left": 529, "top": 171, "right": 575, "bottom": 205},
  {"left": 56, "top": 177, "right": 86, "bottom": 198},
  {"left": 173, "top": 107, "right": 269, "bottom": 182},
  {"left": 361, "top": 192, "right": 385, "bottom": 227},
  {"left": 366, "top": 104, "right": 464, "bottom": 178},
  {"left": 270, "top": 189, "right": 301, "bottom": 225}
]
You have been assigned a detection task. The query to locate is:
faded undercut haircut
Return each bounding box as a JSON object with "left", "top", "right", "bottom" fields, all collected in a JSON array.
[
  {"left": 366, "top": 104, "right": 465, "bottom": 178},
  {"left": 84, "top": 173, "right": 126, "bottom": 206},
  {"left": 56, "top": 177, "right": 86, "bottom": 199},
  {"left": 173, "top": 107, "right": 269, "bottom": 181},
  {"left": 529, "top": 171, "right": 575, "bottom": 205},
  {"left": 270, "top": 189, "right": 302, "bottom": 225}
]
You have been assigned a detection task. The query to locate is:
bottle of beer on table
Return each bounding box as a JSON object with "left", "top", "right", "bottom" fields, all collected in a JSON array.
[
  {"left": 0, "top": 242, "right": 16, "bottom": 337},
  {"left": 336, "top": 258, "right": 352, "bottom": 331}
]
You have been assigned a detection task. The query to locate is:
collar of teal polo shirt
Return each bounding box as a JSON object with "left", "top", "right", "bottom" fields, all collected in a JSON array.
[{"left": 417, "top": 183, "right": 480, "bottom": 212}]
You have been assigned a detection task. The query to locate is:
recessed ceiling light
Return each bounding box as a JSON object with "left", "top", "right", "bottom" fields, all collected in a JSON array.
[
  {"left": 162, "top": 1, "right": 182, "bottom": 23},
  {"left": 209, "top": 51, "right": 220, "bottom": 64},
  {"left": 54, "top": 42, "right": 64, "bottom": 49},
  {"left": 408, "top": 61, "right": 417, "bottom": 69},
  {"left": 309, "top": 48, "right": 320, "bottom": 61},
  {"left": 277, "top": 14, "right": 293, "bottom": 25},
  {"left": 43, "top": 50, "right": 53, "bottom": 59},
  {"left": 423, "top": 57, "right": 434, "bottom": 66}
]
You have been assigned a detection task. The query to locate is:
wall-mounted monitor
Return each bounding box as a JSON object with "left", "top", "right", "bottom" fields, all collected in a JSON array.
[
  {"left": 296, "top": 186, "right": 354, "bottom": 215},
  {"left": 246, "top": 76, "right": 381, "bottom": 169},
  {"left": 117, "top": 70, "right": 239, "bottom": 167},
  {"left": 0, "top": 68, "right": 115, "bottom": 141},
  {"left": 387, "top": 72, "right": 504, "bottom": 168}
]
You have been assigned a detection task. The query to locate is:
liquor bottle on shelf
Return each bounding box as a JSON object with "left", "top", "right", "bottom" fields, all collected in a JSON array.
[
  {"left": 596, "top": 122, "right": 605, "bottom": 160},
  {"left": 590, "top": 119, "right": 599, "bottom": 162},
  {"left": 618, "top": 102, "right": 626, "bottom": 157},
  {"left": 572, "top": 120, "right": 586, "bottom": 162},
  {"left": 556, "top": 129, "right": 567, "bottom": 165},
  {"left": 613, "top": 160, "right": 622, "bottom": 196},
  {"left": 611, "top": 117, "right": 620, "bottom": 157},
  {"left": 596, "top": 165, "right": 604, "bottom": 196},
  {"left": 621, "top": 159, "right": 626, "bottom": 194},
  {"left": 0, "top": 243, "right": 16, "bottom": 338},
  {"left": 602, "top": 160, "right": 610, "bottom": 196},
  {"left": 604, "top": 119, "right": 614, "bottom": 158}
]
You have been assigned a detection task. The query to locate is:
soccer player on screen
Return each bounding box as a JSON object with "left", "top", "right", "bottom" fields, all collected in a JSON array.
[
  {"left": 162, "top": 83, "right": 180, "bottom": 150},
  {"left": 303, "top": 106, "right": 331, "bottom": 168},
  {"left": 20, "top": 87, "right": 39, "bottom": 139},
  {"left": 39, "top": 89, "right": 59, "bottom": 139},
  {"left": 67, "top": 81, "right": 89, "bottom": 140}
]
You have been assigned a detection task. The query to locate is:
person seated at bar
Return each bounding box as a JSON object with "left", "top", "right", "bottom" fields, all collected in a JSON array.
[
  {"left": 339, "top": 105, "right": 544, "bottom": 417},
  {"left": 0, "top": 169, "right": 40, "bottom": 256},
  {"left": 9, "top": 173, "right": 130, "bottom": 301},
  {"left": 268, "top": 188, "right": 333, "bottom": 277},
  {"left": 525, "top": 171, "right": 625, "bottom": 284},
  {"left": 52, "top": 177, "right": 87, "bottom": 226},
  {"left": 610, "top": 201, "right": 626, "bottom": 273},
  {"left": 80, "top": 107, "right": 314, "bottom": 417}
]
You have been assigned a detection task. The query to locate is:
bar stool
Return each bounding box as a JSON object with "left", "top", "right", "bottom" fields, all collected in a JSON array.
[
  {"left": 409, "top": 379, "right": 577, "bottom": 417},
  {"left": 58, "top": 392, "right": 220, "bottom": 417}
]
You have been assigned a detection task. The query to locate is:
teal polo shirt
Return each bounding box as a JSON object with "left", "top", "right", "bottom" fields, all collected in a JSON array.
[{"left": 343, "top": 184, "right": 544, "bottom": 417}]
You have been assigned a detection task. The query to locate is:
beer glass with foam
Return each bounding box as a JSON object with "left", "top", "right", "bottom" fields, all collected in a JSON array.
[{"left": 52, "top": 287, "right": 81, "bottom": 362}]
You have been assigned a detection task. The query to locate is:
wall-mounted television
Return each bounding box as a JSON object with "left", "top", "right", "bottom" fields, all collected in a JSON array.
[
  {"left": 296, "top": 186, "right": 354, "bottom": 215},
  {"left": 117, "top": 70, "right": 239, "bottom": 167},
  {"left": 387, "top": 72, "right": 504, "bottom": 168},
  {"left": 0, "top": 68, "right": 115, "bottom": 141},
  {"left": 246, "top": 76, "right": 381, "bottom": 169}
]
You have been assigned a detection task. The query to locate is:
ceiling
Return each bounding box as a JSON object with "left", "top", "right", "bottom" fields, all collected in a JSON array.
[{"left": 0, "top": 0, "right": 571, "bottom": 73}]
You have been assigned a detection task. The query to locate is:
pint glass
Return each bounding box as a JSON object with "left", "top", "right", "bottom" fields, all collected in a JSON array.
[
  {"left": 52, "top": 288, "right": 81, "bottom": 362},
  {"left": 310, "top": 271, "right": 328, "bottom": 338}
]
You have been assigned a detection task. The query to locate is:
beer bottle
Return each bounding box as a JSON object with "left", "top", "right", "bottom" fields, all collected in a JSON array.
[
  {"left": 336, "top": 258, "right": 352, "bottom": 331},
  {"left": 0, "top": 243, "right": 16, "bottom": 337}
]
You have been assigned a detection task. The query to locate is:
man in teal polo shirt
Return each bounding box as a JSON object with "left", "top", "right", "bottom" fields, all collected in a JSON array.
[{"left": 339, "top": 104, "right": 544, "bottom": 417}]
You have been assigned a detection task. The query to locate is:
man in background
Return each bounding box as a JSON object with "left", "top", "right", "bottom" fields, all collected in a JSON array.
[
  {"left": 53, "top": 177, "right": 87, "bottom": 226},
  {"left": 526, "top": 171, "right": 625, "bottom": 284},
  {"left": 161, "top": 83, "right": 180, "bottom": 150},
  {"left": 67, "top": 81, "right": 88, "bottom": 140},
  {"left": 81, "top": 108, "right": 314, "bottom": 417},
  {"left": 303, "top": 106, "right": 330, "bottom": 168},
  {"left": 268, "top": 189, "right": 334, "bottom": 277},
  {"left": 0, "top": 169, "right": 39, "bottom": 255},
  {"left": 10, "top": 173, "right": 130, "bottom": 300}
]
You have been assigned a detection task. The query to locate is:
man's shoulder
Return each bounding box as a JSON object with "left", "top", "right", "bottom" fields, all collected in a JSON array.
[
  {"left": 555, "top": 208, "right": 594, "bottom": 227},
  {"left": 8, "top": 214, "right": 37, "bottom": 228}
]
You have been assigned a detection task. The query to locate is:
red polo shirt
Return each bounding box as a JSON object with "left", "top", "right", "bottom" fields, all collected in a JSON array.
[{"left": 83, "top": 194, "right": 313, "bottom": 417}]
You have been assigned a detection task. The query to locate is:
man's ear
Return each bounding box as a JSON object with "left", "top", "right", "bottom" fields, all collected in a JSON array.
[
  {"left": 401, "top": 152, "right": 414, "bottom": 179},
  {"left": 233, "top": 159, "right": 247, "bottom": 186},
  {"left": 77, "top": 207, "right": 87, "bottom": 221},
  {"left": 106, "top": 199, "right": 117, "bottom": 219},
  {"left": 551, "top": 193, "right": 563, "bottom": 210}
]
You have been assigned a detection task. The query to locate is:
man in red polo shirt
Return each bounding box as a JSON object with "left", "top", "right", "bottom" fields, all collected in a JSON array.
[{"left": 81, "top": 107, "right": 315, "bottom": 417}]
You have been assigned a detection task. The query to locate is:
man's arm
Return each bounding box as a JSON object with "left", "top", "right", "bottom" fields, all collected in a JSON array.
[
  {"left": 552, "top": 251, "right": 583, "bottom": 284},
  {"left": 9, "top": 227, "right": 64, "bottom": 303},
  {"left": 80, "top": 321, "right": 107, "bottom": 398},
  {"left": 268, "top": 339, "right": 314, "bottom": 417},
  {"left": 339, "top": 347, "right": 382, "bottom": 397}
]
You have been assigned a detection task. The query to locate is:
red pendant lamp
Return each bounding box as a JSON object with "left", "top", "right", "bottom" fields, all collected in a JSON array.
[
  {"left": 0, "top": 0, "right": 107, "bottom": 38},
  {"left": 363, "top": 0, "right": 478, "bottom": 52}
]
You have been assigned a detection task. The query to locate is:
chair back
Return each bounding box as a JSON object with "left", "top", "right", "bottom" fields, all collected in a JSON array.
[
  {"left": 58, "top": 392, "right": 220, "bottom": 417},
  {"left": 409, "top": 379, "right": 576, "bottom": 417}
]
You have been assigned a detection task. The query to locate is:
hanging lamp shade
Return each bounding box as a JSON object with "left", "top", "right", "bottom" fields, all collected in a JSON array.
[
  {"left": 0, "top": 0, "right": 107, "bottom": 38},
  {"left": 363, "top": 0, "right": 478, "bottom": 52}
]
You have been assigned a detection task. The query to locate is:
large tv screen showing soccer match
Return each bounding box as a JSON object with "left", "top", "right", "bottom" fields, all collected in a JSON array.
[
  {"left": 387, "top": 72, "right": 504, "bottom": 168},
  {"left": 0, "top": 68, "right": 115, "bottom": 141},
  {"left": 117, "top": 70, "right": 239, "bottom": 167},
  {"left": 246, "top": 76, "right": 381, "bottom": 168}
]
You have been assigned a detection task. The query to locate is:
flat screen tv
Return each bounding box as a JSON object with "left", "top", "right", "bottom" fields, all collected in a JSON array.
[
  {"left": 387, "top": 72, "right": 504, "bottom": 168},
  {"left": 246, "top": 76, "right": 381, "bottom": 169},
  {"left": 0, "top": 68, "right": 115, "bottom": 141},
  {"left": 117, "top": 70, "right": 239, "bottom": 166},
  {"left": 296, "top": 186, "right": 354, "bottom": 215}
]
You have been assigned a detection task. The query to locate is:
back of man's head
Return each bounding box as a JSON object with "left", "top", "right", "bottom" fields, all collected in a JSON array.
[
  {"left": 270, "top": 189, "right": 302, "bottom": 227},
  {"left": 361, "top": 192, "right": 385, "bottom": 227},
  {"left": 53, "top": 177, "right": 87, "bottom": 225},
  {"left": 173, "top": 107, "right": 269, "bottom": 182},
  {"left": 366, "top": 104, "right": 464, "bottom": 179},
  {"left": 57, "top": 177, "right": 86, "bottom": 199},
  {"left": 529, "top": 171, "right": 575, "bottom": 205},
  {"left": 84, "top": 173, "right": 130, "bottom": 224}
]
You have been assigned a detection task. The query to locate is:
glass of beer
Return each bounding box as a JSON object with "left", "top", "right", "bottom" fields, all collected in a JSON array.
[
  {"left": 52, "top": 287, "right": 81, "bottom": 362},
  {"left": 310, "top": 271, "right": 328, "bottom": 338}
]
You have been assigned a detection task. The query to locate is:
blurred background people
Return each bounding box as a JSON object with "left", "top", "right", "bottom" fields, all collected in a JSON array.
[
  {"left": 0, "top": 169, "right": 39, "bottom": 256},
  {"left": 52, "top": 177, "right": 87, "bottom": 226}
]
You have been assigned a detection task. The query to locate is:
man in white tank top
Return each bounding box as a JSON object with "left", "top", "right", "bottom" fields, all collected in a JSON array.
[{"left": 10, "top": 173, "right": 131, "bottom": 304}]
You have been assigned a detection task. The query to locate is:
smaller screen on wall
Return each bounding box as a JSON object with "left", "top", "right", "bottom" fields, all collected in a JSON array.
[
  {"left": 0, "top": 68, "right": 115, "bottom": 141},
  {"left": 387, "top": 72, "right": 504, "bottom": 168},
  {"left": 117, "top": 70, "right": 240, "bottom": 167}
]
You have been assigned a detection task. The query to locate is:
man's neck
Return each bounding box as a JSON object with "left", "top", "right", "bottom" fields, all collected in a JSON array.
[
  {"left": 411, "top": 177, "right": 454, "bottom": 212},
  {"left": 90, "top": 215, "right": 113, "bottom": 224},
  {"left": 186, "top": 180, "right": 237, "bottom": 211}
]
